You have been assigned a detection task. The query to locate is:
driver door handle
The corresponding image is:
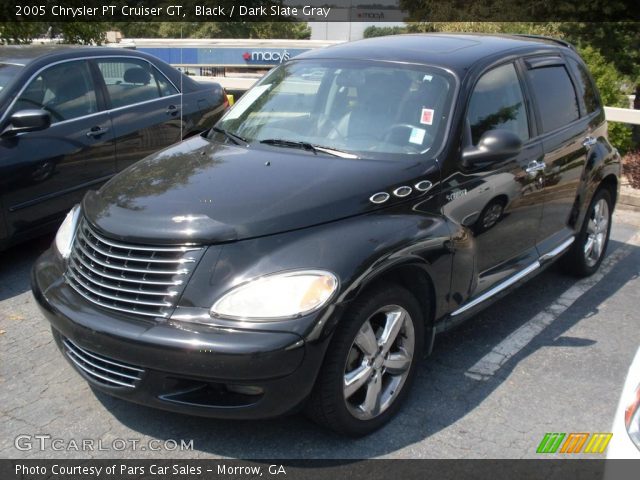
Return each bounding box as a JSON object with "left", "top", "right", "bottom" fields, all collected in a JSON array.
[
  {"left": 166, "top": 105, "right": 180, "bottom": 115},
  {"left": 86, "top": 126, "right": 109, "bottom": 138}
]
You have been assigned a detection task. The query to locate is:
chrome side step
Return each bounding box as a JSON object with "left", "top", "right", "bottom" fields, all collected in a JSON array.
[
  {"left": 450, "top": 236, "right": 575, "bottom": 317},
  {"left": 451, "top": 261, "right": 540, "bottom": 317},
  {"left": 539, "top": 236, "right": 575, "bottom": 262}
]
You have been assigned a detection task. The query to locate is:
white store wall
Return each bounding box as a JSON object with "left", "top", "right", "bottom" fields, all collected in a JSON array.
[{"left": 309, "top": 22, "right": 407, "bottom": 41}]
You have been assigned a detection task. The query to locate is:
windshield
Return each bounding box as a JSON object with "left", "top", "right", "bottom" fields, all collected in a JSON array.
[
  {"left": 211, "top": 59, "right": 455, "bottom": 159},
  {"left": 0, "top": 63, "right": 23, "bottom": 93}
]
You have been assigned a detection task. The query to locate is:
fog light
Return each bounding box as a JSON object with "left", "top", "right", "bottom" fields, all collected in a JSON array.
[{"left": 227, "top": 384, "right": 264, "bottom": 396}]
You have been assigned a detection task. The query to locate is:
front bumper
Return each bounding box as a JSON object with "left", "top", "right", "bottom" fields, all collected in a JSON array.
[{"left": 32, "top": 248, "right": 328, "bottom": 419}]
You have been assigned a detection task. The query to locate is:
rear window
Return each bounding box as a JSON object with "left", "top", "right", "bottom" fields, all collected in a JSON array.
[
  {"left": 527, "top": 65, "right": 579, "bottom": 133},
  {"left": 567, "top": 58, "right": 600, "bottom": 115}
]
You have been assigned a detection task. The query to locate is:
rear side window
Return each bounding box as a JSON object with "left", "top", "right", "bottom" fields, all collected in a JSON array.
[
  {"left": 527, "top": 65, "right": 579, "bottom": 133},
  {"left": 467, "top": 63, "right": 529, "bottom": 145},
  {"left": 567, "top": 58, "right": 600, "bottom": 115},
  {"left": 96, "top": 59, "right": 172, "bottom": 109},
  {"left": 152, "top": 67, "right": 179, "bottom": 97}
]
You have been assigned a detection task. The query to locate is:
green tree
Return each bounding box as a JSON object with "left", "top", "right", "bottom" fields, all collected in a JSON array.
[
  {"left": 0, "top": 23, "right": 46, "bottom": 44},
  {"left": 0, "top": 22, "right": 107, "bottom": 44},
  {"left": 58, "top": 23, "right": 108, "bottom": 44},
  {"left": 2, "top": 20, "right": 311, "bottom": 44},
  {"left": 363, "top": 26, "right": 407, "bottom": 38},
  {"left": 576, "top": 45, "right": 633, "bottom": 153}
]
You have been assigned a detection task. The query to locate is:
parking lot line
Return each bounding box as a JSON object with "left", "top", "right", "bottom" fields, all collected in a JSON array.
[{"left": 465, "top": 231, "right": 640, "bottom": 381}]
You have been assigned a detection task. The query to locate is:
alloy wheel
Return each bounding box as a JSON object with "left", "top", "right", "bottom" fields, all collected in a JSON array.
[
  {"left": 584, "top": 198, "right": 609, "bottom": 267},
  {"left": 342, "top": 305, "right": 415, "bottom": 420},
  {"left": 482, "top": 203, "right": 504, "bottom": 230}
]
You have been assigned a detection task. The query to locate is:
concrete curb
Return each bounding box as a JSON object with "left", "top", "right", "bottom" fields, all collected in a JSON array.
[{"left": 619, "top": 189, "right": 640, "bottom": 212}]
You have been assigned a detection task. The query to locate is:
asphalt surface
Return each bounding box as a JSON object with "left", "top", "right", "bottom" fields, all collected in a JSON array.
[{"left": 1, "top": 209, "right": 639, "bottom": 459}]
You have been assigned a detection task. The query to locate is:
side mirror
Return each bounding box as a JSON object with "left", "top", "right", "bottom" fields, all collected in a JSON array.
[
  {"left": 462, "top": 129, "right": 522, "bottom": 168},
  {"left": 1, "top": 109, "right": 51, "bottom": 137}
]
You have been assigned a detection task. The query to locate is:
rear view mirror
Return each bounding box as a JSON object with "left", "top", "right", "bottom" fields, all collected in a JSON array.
[
  {"left": 462, "top": 129, "right": 522, "bottom": 168},
  {"left": 1, "top": 109, "right": 51, "bottom": 137}
]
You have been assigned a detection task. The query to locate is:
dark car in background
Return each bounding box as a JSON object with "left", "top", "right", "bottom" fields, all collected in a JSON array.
[
  {"left": 33, "top": 34, "right": 621, "bottom": 436},
  {"left": 0, "top": 46, "right": 228, "bottom": 250}
]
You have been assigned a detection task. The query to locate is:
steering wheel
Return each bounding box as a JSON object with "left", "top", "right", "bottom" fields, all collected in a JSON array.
[
  {"left": 383, "top": 123, "right": 431, "bottom": 147},
  {"left": 380, "top": 123, "right": 432, "bottom": 153},
  {"left": 382, "top": 123, "right": 421, "bottom": 139}
]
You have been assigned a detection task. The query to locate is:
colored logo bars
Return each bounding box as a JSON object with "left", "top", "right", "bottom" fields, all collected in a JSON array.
[{"left": 536, "top": 433, "right": 613, "bottom": 454}]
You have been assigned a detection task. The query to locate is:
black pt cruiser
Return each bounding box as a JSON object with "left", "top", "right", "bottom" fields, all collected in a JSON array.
[{"left": 33, "top": 34, "right": 621, "bottom": 436}]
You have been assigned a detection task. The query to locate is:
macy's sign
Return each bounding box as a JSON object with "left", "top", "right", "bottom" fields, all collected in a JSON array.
[{"left": 242, "top": 50, "right": 291, "bottom": 63}]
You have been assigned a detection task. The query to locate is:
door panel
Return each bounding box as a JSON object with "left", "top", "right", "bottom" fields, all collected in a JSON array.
[
  {"left": 109, "top": 98, "right": 183, "bottom": 171},
  {"left": 443, "top": 141, "right": 545, "bottom": 297},
  {"left": 537, "top": 121, "right": 588, "bottom": 243},
  {"left": 0, "top": 59, "right": 115, "bottom": 241},
  {"left": 0, "top": 114, "right": 115, "bottom": 238},
  {"left": 93, "top": 58, "right": 183, "bottom": 171},
  {"left": 524, "top": 61, "right": 587, "bottom": 246},
  {"left": 445, "top": 62, "right": 545, "bottom": 303}
]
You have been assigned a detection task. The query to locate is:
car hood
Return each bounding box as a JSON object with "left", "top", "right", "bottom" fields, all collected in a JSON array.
[{"left": 83, "top": 135, "right": 433, "bottom": 244}]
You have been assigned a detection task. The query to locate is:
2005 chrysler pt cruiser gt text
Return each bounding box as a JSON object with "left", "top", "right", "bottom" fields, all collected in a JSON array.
[{"left": 33, "top": 34, "right": 621, "bottom": 436}]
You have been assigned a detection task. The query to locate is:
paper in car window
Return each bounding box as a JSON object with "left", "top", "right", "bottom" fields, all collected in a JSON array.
[
  {"left": 409, "top": 127, "right": 426, "bottom": 145},
  {"left": 420, "top": 108, "right": 434, "bottom": 125},
  {"left": 224, "top": 84, "right": 271, "bottom": 120}
]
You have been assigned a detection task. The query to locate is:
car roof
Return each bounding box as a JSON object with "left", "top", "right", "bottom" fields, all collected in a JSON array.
[
  {"left": 0, "top": 45, "right": 147, "bottom": 67},
  {"left": 296, "top": 34, "right": 572, "bottom": 74}
]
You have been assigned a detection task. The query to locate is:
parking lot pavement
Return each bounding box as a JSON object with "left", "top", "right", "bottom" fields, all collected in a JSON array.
[{"left": 1, "top": 210, "right": 639, "bottom": 460}]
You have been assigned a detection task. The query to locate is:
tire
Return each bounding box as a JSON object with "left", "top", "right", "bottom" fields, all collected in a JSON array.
[
  {"left": 305, "top": 284, "right": 425, "bottom": 436},
  {"left": 561, "top": 188, "right": 613, "bottom": 277}
]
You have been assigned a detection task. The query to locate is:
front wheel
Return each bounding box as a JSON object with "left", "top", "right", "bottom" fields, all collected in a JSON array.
[
  {"left": 306, "top": 284, "right": 424, "bottom": 436},
  {"left": 561, "top": 188, "right": 612, "bottom": 277}
]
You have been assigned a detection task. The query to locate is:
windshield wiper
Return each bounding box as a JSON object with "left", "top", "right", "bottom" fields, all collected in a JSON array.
[
  {"left": 212, "top": 126, "right": 248, "bottom": 145},
  {"left": 259, "top": 139, "right": 358, "bottom": 159}
]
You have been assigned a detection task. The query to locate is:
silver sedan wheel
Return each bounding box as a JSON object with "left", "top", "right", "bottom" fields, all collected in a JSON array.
[
  {"left": 584, "top": 198, "right": 609, "bottom": 267},
  {"left": 343, "top": 305, "right": 415, "bottom": 420},
  {"left": 481, "top": 203, "right": 504, "bottom": 230}
]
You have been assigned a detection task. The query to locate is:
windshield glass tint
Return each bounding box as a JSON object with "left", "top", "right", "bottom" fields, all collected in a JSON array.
[
  {"left": 213, "top": 60, "right": 454, "bottom": 158},
  {"left": 0, "top": 63, "right": 23, "bottom": 92}
]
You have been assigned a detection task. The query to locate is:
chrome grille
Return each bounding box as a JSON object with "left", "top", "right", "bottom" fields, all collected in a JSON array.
[
  {"left": 66, "top": 219, "right": 203, "bottom": 318},
  {"left": 63, "top": 338, "right": 144, "bottom": 388}
]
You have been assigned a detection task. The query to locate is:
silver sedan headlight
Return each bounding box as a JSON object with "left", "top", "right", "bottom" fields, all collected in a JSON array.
[{"left": 211, "top": 270, "right": 338, "bottom": 321}]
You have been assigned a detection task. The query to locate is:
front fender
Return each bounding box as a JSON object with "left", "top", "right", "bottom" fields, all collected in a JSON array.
[{"left": 178, "top": 203, "right": 453, "bottom": 341}]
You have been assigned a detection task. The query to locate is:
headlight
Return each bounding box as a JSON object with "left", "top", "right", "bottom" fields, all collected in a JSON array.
[
  {"left": 211, "top": 270, "right": 338, "bottom": 320},
  {"left": 54, "top": 205, "right": 80, "bottom": 259},
  {"left": 626, "top": 384, "right": 640, "bottom": 449}
]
